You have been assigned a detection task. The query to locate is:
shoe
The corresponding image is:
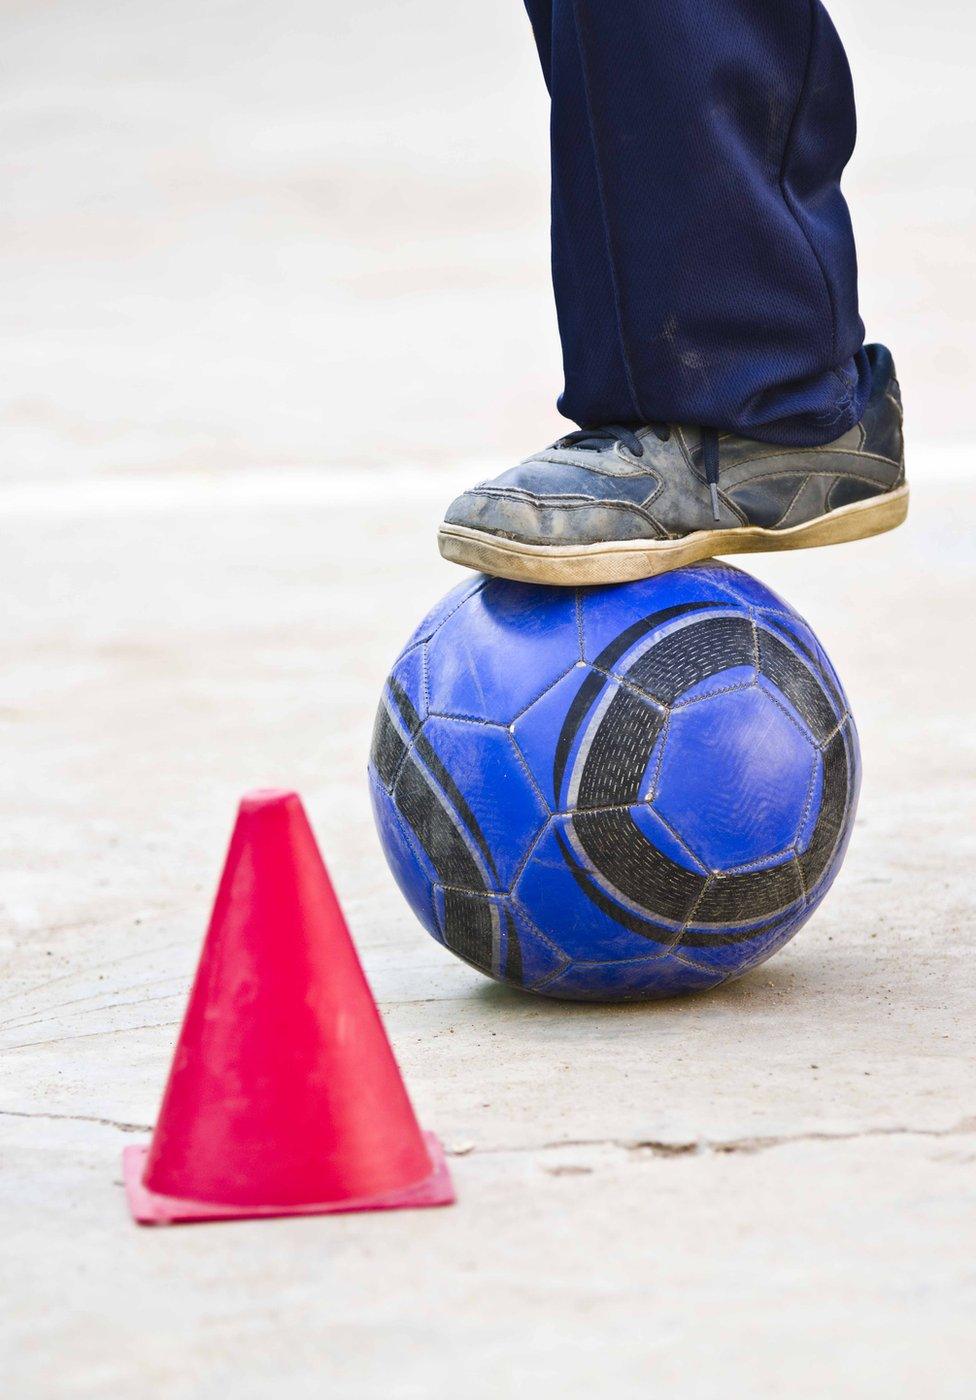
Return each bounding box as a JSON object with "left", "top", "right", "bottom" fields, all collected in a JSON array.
[{"left": 438, "top": 344, "right": 907, "bottom": 585}]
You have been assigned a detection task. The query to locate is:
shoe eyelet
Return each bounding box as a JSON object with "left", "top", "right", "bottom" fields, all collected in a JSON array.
[{"left": 613, "top": 441, "right": 643, "bottom": 464}]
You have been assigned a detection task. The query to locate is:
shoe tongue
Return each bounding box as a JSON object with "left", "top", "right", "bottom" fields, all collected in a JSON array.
[{"left": 568, "top": 429, "right": 617, "bottom": 451}]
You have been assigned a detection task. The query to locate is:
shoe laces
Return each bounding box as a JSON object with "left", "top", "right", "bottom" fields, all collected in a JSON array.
[
  {"left": 555, "top": 423, "right": 669, "bottom": 459},
  {"left": 700, "top": 426, "right": 721, "bottom": 520},
  {"left": 557, "top": 423, "right": 723, "bottom": 520}
]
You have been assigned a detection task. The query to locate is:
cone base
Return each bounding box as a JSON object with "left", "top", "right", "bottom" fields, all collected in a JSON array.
[{"left": 123, "top": 1132, "right": 455, "bottom": 1226}]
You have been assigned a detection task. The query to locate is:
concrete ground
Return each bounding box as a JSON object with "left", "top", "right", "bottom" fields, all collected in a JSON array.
[
  {"left": 2, "top": 2, "right": 975, "bottom": 1396},
  {"left": 2, "top": 465, "right": 974, "bottom": 1397}
]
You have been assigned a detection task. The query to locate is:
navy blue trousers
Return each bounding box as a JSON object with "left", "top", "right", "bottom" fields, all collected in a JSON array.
[{"left": 523, "top": 0, "right": 870, "bottom": 446}]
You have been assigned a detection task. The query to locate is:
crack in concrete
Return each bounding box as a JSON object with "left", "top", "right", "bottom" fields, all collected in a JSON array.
[
  {"left": 4, "top": 988, "right": 185, "bottom": 1033},
  {"left": 5, "top": 1110, "right": 974, "bottom": 1157},
  {"left": 1, "top": 1020, "right": 182, "bottom": 1052},
  {"left": 451, "top": 1117, "right": 976, "bottom": 1159},
  {"left": 1, "top": 972, "right": 190, "bottom": 1030},
  {"left": 0, "top": 938, "right": 187, "bottom": 1012},
  {"left": 0, "top": 1000, "right": 466, "bottom": 1048},
  {"left": 0, "top": 1108, "right": 150, "bottom": 1133}
]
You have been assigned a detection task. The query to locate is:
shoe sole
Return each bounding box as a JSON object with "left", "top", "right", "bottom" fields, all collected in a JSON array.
[{"left": 437, "top": 484, "right": 909, "bottom": 586}]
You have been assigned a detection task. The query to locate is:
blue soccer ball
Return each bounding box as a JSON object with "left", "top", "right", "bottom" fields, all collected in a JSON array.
[{"left": 369, "top": 563, "right": 860, "bottom": 1001}]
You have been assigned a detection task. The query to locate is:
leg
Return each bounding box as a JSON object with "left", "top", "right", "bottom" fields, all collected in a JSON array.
[
  {"left": 438, "top": 0, "right": 907, "bottom": 583},
  {"left": 525, "top": 0, "right": 868, "bottom": 447}
]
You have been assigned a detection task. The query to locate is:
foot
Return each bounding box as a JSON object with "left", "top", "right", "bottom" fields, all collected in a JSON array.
[{"left": 439, "top": 344, "right": 907, "bottom": 585}]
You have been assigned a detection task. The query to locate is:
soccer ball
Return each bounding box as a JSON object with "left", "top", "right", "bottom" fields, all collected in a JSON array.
[{"left": 369, "top": 563, "right": 860, "bottom": 1001}]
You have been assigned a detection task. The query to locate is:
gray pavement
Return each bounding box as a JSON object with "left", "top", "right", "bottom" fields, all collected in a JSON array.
[
  {"left": 2, "top": 1, "right": 975, "bottom": 1394},
  {"left": 1, "top": 465, "right": 974, "bottom": 1397}
]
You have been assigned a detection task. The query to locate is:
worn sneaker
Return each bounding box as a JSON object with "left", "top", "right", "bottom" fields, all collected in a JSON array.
[{"left": 439, "top": 344, "right": 907, "bottom": 585}]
